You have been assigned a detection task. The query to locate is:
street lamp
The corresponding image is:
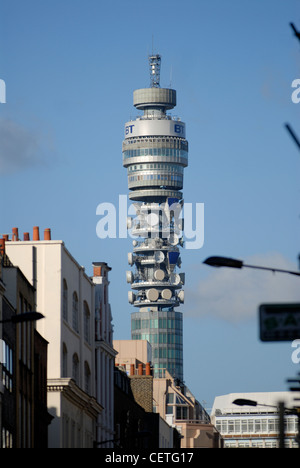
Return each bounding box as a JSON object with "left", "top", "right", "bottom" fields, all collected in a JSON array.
[
  {"left": 203, "top": 256, "right": 300, "bottom": 277},
  {"left": 232, "top": 398, "right": 277, "bottom": 408},
  {"left": 290, "top": 23, "right": 300, "bottom": 43},
  {"left": 232, "top": 398, "right": 277, "bottom": 409},
  {"left": 0, "top": 312, "right": 44, "bottom": 324}
]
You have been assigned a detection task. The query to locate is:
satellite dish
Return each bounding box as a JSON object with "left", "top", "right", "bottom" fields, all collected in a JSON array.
[
  {"left": 154, "top": 269, "right": 165, "bottom": 281},
  {"left": 146, "top": 288, "right": 159, "bottom": 301},
  {"left": 128, "top": 252, "right": 134, "bottom": 266},
  {"left": 169, "top": 234, "right": 179, "bottom": 246},
  {"left": 126, "top": 271, "right": 133, "bottom": 283},
  {"left": 161, "top": 289, "right": 172, "bottom": 300},
  {"left": 177, "top": 290, "right": 184, "bottom": 303},
  {"left": 154, "top": 251, "right": 165, "bottom": 263},
  {"left": 132, "top": 240, "right": 138, "bottom": 247},
  {"left": 127, "top": 217, "right": 133, "bottom": 229},
  {"left": 170, "top": 273, "right": 180, "bottom": 285},
  {"left": 128, "top": 291, "right": 135, "bottom": 304}
]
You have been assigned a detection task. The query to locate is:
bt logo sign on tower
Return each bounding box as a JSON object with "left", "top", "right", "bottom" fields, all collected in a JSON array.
[{"left": 0, "top": 78, "right": 6, "bottom": 103}]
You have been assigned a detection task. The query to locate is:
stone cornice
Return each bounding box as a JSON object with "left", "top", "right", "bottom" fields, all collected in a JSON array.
[
  {"left": 95, "top": 340, "right": 118, "bottom": 357},
  {"left": 47, "top": 378, "right": 103, "bottom": 419}
]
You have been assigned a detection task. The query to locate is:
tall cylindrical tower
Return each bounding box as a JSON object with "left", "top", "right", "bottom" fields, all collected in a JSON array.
[{"left": 123, "top": 55, "right": 188, "bottom": 381}]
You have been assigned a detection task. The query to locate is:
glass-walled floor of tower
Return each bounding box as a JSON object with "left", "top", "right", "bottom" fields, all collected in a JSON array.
[{"left": 131, "top": 309, "right": 183, "bottom": 381}]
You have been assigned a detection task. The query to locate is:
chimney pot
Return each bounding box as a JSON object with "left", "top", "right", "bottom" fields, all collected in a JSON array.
[
  {"left": 3, "top": 235, "right": 9, "bottom": 241},
  {"left": 146, "top": 362, "right": 151, "bottom": 376},
  {"left": 12, "top": 227, "right": 19, "bottom": 241},
  {"left": 138, "top": 363, "right": 143, "bottom": 376},
  {"left": 23, "top": 232, "right": 30, "bottom": 241},
  {"left": 130, "top": 364, "right": 135, "bottom": 376},
  {"left": 33, "top": 226, "right": 40, "bottom": 241},
  {"left": 44, "top": 228, "right": 51, "bottom": 241},
  {"left": 93, "top": 265, "right": 102, "bottom": 277}
]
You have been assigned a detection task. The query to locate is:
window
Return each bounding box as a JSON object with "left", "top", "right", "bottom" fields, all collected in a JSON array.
[
  {"left": 62, "top": 343, "right": 68, "bottom": 377},
  {"left": 228, "top": 420, "right": 234, "bottom": 434},
  {"left": 2, "top": 341, "right": 13, "bottom": 392},
  {"left": 234, "top": 420, "right": 241, "bottom": 433},
  {"left": 241, "top": 420, "right": 248, "bottom": 433},
  {"left": 255, "top": 419, "right": 261, "bottom": 433},
  {"left": 2, "top": 428, "right": 13, "bottom": 448},
  {"left": 84, "top": 362, "right": 91, "bottom": 395},
  {"left": 83, "top": 302, "right": 90, "bottom": 343},
  {"left": 72, "top": 354, "right": 79, "bottom": 385},
  {"left": 72, "top": 292, "right": 79, "bottom": 333},
  {"left": 63, "top": 279, "right": 68, "bottom": 321}
]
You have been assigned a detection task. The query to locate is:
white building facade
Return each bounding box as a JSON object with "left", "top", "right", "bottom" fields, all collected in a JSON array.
[
  {"left": 5, "top": 228, "right": 115, "bottom": 448},
  {"left": 211, "top": 392, "right": 299, "bottom": 448},
  {"left": 0, "top": 256, "right": 5, "bottom": 446},
  {"left": 93, "top": 262, "right": 117, "bottom": 448}
]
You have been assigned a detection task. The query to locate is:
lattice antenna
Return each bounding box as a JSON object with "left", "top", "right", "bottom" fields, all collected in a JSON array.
[{"left": 149, "top": 54, "right": 161, "bottom": 88}]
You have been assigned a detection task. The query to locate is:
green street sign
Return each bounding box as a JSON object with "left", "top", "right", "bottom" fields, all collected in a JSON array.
[{"left": 259, "top": 303, "right": 300, "bottom": 342}]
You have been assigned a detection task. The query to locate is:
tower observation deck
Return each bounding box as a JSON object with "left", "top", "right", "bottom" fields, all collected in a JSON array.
[{"left": 123, "top": 55, "right": 188, "bottom": 381}]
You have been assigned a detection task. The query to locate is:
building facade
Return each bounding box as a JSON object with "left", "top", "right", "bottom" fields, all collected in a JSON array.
[
  {"left": 211, "top": 392, "right": 299, "bottom": 448},
  {"left": 2, "top": 255, "right": 36, "bottom": 448},
  {"left": 123, "top": 54, "right": 187, "bottom": 381},
  {"left": 0, "top": 245, "right": 5, "bottom": 447},
  {"left": 114, "top": 339, "right": 221, "bottom": 448},
  {"left": 93, "top": 262, "right": 117, "bottom": 447},
  {"left": 5, "top": 227, "right": 112, "bottom": 448},
  {"left": 0, "top": 240, "right": 51, "bottom": 448}
]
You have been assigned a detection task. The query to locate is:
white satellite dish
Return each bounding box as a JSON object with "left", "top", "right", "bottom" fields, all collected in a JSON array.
[
  {"left": 170, "top": 273, "right": 180, "bottom": 285},
  {"left": 161, "top": 289, "right": 172, "bottom": 300},
  {"left": 177, "top": 290, "right": 184, "bottom": 303},
  {"left": 154, "top": 251, "right": 165, "bottom": 263},
  {"left": 168, "top": 233, "right": 179, "bottom": 246},
  {"left": 128, "top": 291, "right": 135, "bottom": 304},
  {"left": 128, "top": 252, "right": 134, "bottom": 266},
  {"left": 154, "top": 269, "right": 165, "bottom": 281},
  {"left": 126, "top": 271, "right": 133, "bottom": 283},
  {"left": 132, "top": 240, "right": 138, "bottom": 247},
  {"left": 146, "top": 288, "right": 159, "bottom": 301},
  {"left": 127, "top": 217, "right": 133, "bottom": 229}
]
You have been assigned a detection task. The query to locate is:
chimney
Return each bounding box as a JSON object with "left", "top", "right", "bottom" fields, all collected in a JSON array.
[
  {"left": 33, "top": 226, "right": 40, "bottom": 241},
  {"left": 12, "top": 227, "right": 19, "bottom": 241},
  {"left": 130, "top": 364, "right": 135, "bottom": 376},
  {"left": 23, "top": 232, "right": 30, "bottom": 241},
  {"left": 146, "top": 362, "right": 151, "bottom": 376},
  {"left": 0, "top": 238, "right": 5, "bottom": 255},
  {"left": 3, "top": 235, "right": 9, "bottom": 241},
  {"left": 44, "top": 228, "right": 51, "bottom": 241}
]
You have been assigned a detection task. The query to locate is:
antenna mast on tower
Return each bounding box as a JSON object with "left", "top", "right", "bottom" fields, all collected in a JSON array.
[{"left": 149, "top": 54, "right": 161, "bottom": 88}]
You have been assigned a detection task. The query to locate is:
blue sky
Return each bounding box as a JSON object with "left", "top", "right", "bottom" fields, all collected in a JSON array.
[{"left": 1, "top": 0, "right": 300, "bottom": 410}]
